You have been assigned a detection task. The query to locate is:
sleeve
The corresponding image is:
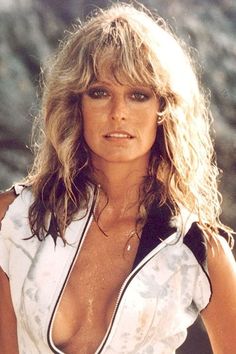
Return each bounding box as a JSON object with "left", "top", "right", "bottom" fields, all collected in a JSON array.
[
  {"left": 192, "top": 262, "right": 212, "bottom": 312},
  {"left": 183, "top": 222, "right": 212, "bottom": 312}
]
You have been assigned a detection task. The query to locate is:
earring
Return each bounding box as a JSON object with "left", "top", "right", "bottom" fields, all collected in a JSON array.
[{"left": 156, "top": 112, "right": 165, "bottom": 124}]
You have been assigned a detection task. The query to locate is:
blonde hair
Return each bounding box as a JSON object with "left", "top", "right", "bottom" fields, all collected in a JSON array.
[{"left": 25, "top": 2, "right": 233, "bottom": 245}]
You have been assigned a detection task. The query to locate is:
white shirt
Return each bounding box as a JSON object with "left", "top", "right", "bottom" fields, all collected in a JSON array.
[{"left": 0, "top": 185, "right": 211, "bottom": 354}]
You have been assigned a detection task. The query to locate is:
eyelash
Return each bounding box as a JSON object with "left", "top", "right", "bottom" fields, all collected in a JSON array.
[
  {"left": 131, "top": 92, "right": 149, "bottom": 102},
  {"left": 86, "top": 88, "right": 150, "bottom": 102},
  {"left": 87, "top": 88, "right": 108, "bottom": 99}
]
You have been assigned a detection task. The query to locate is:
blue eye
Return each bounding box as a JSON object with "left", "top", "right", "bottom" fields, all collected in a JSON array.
[{"left": 87, "top": 87, "right": 108, "bottom": 99}]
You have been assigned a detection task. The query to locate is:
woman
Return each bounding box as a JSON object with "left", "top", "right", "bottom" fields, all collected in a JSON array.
[{"left": 0, "top": 3, "right": 235, "bottom": 354}]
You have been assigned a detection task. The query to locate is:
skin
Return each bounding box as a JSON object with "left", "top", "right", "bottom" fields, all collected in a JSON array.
[
  {"left": 81, "top": 74, "right": 160, "bottom": 210},
  {"left": 0, "top": 191, "right": 19, "bottom": 354},
  {"left": 0, "top": 76, "right": 236, "bottom": 353},
  {"left": 201, "top": 237, "right": 236, "bottom": 354},
  {"left": 52, "top": 77, "right": 161, "bottom": 353},
  {"left": 80, "top": 74, "right": 161, "bottom": 224},
  {"left": 81, "top": 76, "right": 158, "bottom": 167}
]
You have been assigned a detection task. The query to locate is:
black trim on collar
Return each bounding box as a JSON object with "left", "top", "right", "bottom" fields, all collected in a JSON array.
[
  {"left": 133, "top": 204, "right": 209, "bottom": 270},
  {"left": 183, "top": 222, "right": 207, "bottom": 267},
  {"left": 133, "top": 201, "right": 176, "bottom": 269}
]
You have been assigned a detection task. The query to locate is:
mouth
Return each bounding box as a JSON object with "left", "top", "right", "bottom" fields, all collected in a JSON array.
[{"left": 104, "top": 131, "right": 134, "bottom": 139}]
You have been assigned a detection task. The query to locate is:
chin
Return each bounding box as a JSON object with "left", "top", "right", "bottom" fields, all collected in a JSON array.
[
  {"left": 101, "top": 156, "right": 134, "bottom": 163},
  {"left": 92, "top": 152, "right": 150, "bottom": 165}
]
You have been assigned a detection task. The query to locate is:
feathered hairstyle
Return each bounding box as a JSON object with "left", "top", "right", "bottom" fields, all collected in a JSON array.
[{"left": 24, "top": 2, "right": 233, "bottom": 245}]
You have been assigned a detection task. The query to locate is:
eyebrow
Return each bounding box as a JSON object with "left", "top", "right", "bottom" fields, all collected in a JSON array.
[{"left": 89, "top": 81, "right": 153, "bottom": 90}]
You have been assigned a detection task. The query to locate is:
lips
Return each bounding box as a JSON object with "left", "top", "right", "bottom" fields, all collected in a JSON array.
[{"left": 104, "top": 131, "right": 134, "bottom": 139}]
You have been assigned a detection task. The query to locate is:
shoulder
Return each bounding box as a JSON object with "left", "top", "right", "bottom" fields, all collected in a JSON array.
[
  {"left": 205, "top": 233, "right": 236, "bottom": 301},
  {"left": 200, "top": 234, "right": 236, "bottom": 352},
  {"left": 206, "top": 233, "right": 236, "bottom": 282},
  {"left": 0, "top": 189, "right": 17, "bottom": 226},
  {"left": 203, "top": 233, "right": 236, "bottom": 302},
  {"left": 184, "top": 223, "right": 236, "bottom": 280}
]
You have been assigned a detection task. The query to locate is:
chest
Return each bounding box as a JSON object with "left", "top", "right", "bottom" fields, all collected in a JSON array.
[
  {"left": 52, "top": 219, "right": 140, "bottom": 351},
  {"left": 9, "top": 218, "right": 208, "bottom": 354},
  {"left": 4, "top": 188, "right": 211, "bottom": 353}
]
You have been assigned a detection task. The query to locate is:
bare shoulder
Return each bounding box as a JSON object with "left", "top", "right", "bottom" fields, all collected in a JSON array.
[
  {"left": 201, "top": 234, "right": 236, "bottom": 354},
  {"left": 206, "top": 234, "right": 236, "bottom": 271},
  {"left": 0, "top": 264, "right": 19, "bottom": 352},
  {"left": 0, "top": 190, "right": 17, "bottom": 224},
  {"left": 205, "top": 233, "right": 236, "bottom": 296}
]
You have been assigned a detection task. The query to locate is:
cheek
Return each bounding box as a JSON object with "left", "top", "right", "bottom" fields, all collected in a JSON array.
[
  {"left": 141, "top": 117, "right": 158, "bottom": 143},
  {"left": 139, "top": 103, "right": 158, "bottom": 138},
  {"left": 82, "top": 105, "right": 97, "bottom": 136},
  {"left": 148, "top": 126, "right": 158, "bottom": 147},
  {"left": 83, "top": 119, "right": 97, "bottom": 144},
  {"left": 82, "top": 112, "right": 95, "bottom": 147}
]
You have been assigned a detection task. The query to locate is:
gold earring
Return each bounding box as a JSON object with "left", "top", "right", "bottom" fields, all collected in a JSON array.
[{"left": 156, "top": 112, "right": 165, "bottom": 124}]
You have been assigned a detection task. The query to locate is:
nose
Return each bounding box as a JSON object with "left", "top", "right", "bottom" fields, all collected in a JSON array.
[{"left": 110, "top": 96, "right": 127, "bottom": 121}]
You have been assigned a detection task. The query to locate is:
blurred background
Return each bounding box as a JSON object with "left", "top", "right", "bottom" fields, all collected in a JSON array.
[{"left": 0, "top": 0, "right": 235, "bottom": 353}]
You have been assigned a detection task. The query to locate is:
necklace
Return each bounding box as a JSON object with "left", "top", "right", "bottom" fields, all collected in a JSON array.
[
  {"left": 123, "top": 229, "right": 140, "bottom": 259},
  {"left": 92, "top": 211, "right": 141, "bottom": 259},
  {"left": 93, "top": 184, "right": 141, "bottom": 258},
  {"left": 124, "top": 230, "right": 140, "bottom": 252}
]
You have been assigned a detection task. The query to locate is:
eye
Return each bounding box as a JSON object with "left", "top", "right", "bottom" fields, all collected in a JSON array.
[
  {"left": 131, "top": 91, "right": 150, "bottom": 102},
  {"left": 86, "top": 87, "right": 109, "bottom": 99}
]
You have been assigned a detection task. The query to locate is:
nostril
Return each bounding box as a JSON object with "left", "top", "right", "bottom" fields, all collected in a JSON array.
[{"left": 111, "top": 115, "right": 126, "bottom": 121}]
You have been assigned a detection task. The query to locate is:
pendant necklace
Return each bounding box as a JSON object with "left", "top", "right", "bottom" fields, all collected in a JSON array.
[
  {"left": 93, "top": 184, "right": 141, "bottom": 258},
  {"left": 123, "top": 229, "right": 140, "bottom": 260}
]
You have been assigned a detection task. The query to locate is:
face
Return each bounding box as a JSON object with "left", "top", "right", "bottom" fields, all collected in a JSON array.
[{"left": 81, "top": 74, "right": 159, "bottom": 167}]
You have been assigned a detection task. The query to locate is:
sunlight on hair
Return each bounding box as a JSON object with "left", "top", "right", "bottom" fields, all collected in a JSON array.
[{"left": 24, "top": 2, "right": 234, "bottom": 245}]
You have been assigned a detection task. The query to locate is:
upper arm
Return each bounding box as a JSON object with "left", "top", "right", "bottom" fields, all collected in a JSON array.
[
  {"left": 201, "top": 235, "right": 236, "bottom": 354},
  {"left": 0, "top": 190, "right": 18, "bottom": 274},
  {"left": 0, "top": 190, "right": 19, "bottom": 352},
  {"left": 0, "top": 267, "right": 19, "bottom": 353}
]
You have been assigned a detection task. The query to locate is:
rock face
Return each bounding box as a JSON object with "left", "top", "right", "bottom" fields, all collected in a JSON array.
[{"left": 0, "top": 1, "right": 235, "bottom": 352}]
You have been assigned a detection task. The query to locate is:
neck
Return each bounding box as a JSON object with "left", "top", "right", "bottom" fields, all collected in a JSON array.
[{"left": 92, "top": 158, "right": 149, "bottom": 207}]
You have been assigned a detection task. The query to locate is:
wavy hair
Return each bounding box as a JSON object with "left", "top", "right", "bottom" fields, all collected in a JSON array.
[{"left": 24, "top": 2, "right": 233, "bottom": 245}]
